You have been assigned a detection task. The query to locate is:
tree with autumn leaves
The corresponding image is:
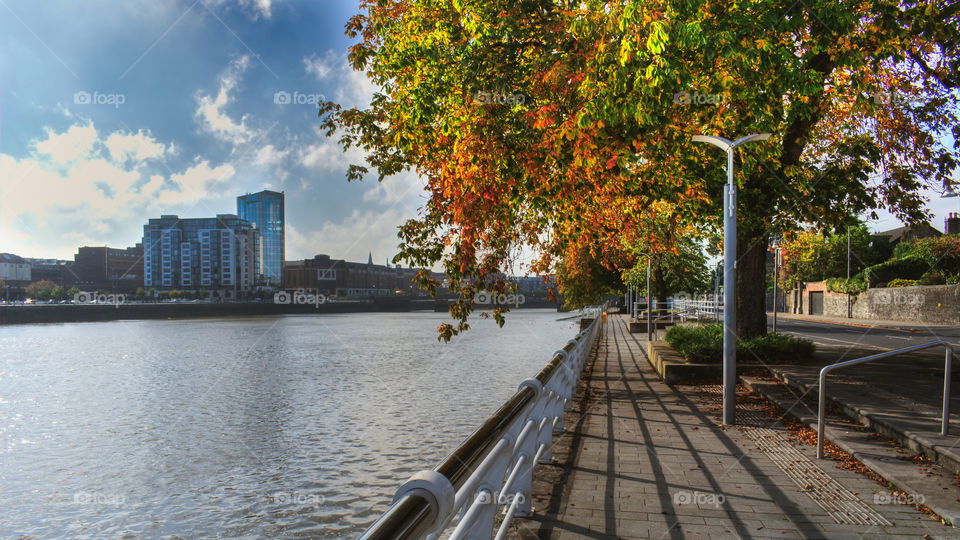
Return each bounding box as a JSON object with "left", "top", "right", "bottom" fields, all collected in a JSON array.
[{"left": 320, "top": 0, "right": 959, "bottom": 340}]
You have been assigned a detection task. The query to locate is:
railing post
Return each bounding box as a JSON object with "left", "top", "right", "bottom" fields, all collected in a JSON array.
[
  {"left": 513, "top": 379, "right": 543, "bottom": 516},
  {"left": 392, "top": 470, "right": 456, "bottom": 538},
  {"left": 944, "top": 345, "right": 952, "bottom": 436},
  {"left": 817, "top": 367, "right": 827, "bottom": 459}
]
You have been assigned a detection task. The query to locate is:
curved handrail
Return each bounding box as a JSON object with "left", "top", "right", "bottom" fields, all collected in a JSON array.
[
  {"left": 359, "top": 305, "right": 604, "bottom": 539},
  {"left": 817, "top": 340, "right": 954, "bottom": 459}
]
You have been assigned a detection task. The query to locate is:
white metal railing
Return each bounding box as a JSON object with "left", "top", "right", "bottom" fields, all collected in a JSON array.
[
  {"left": 669, "top": 298, "right": 721, "bottom": 322},
  {"left": 816, "top": 340, "right": 954, "bottom": 459},
  {"left": 359, "top": 306, "right": 604, "bottom": 540}
]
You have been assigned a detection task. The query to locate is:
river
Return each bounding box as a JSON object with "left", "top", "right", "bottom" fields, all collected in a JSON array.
[{"left": 0, "top": 310, "right": 579, "bottom": 538}]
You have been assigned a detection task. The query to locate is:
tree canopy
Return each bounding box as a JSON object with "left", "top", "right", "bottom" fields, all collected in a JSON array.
[{"left": 321, "top": 0, "right": 960, "bottom": 340}]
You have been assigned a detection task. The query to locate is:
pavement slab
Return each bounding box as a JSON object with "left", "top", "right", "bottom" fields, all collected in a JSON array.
[{"left": 511, "top": 315, "right": 958, "bottom": 539}]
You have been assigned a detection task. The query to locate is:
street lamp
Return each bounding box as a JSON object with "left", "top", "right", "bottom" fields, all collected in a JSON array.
[
  {"left": 693, "top": 133, "right": 771, "bottom": 426},
  {"left": 942, "top": 180, "right": 958, "bottom": 199}
]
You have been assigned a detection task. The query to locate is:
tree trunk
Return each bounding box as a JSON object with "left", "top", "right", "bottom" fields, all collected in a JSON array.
[
  {"left": 736, "top": 227, "right": 768, "bottom": 339},
  {"left": 653, "top": 265, "right": 669, "bottom": 310}
]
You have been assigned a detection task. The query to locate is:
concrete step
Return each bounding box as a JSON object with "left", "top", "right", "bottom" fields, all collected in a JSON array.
[
  {"left": 742, "top": 375, "right": 960, "bottom": 526},
  {"left": 765, "top": 366, "right": 960, "bottom": 475}
]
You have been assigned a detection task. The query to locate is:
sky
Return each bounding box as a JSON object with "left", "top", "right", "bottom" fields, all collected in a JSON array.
[
  {"left": 0, "top": 0, "right": 427, "bottom": 265},
  {"left": 0, "top": 0, "right": 957, "bottom": 266}
]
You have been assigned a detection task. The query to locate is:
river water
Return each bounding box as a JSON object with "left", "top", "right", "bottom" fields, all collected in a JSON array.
[{"left": 0, "top": 310, "right": 579, "bottom": 538}]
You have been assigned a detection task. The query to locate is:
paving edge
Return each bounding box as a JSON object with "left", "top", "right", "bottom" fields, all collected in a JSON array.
[
  {"left": 771, "top": 314, "right": 938, "bottom": 334},
  {"left": 765, "top": 367, "right": 960, "bottom": 476},
  {"left": 741, "top": 375, "right": 960, "bottom": 526}
]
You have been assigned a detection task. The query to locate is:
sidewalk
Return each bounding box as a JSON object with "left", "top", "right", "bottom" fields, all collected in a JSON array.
[
  {"left": 512, "top": 314, "right": 955, "bottom": 539},
  {"left": 771, "top": 311, "right": 958, "bottom": 334}
]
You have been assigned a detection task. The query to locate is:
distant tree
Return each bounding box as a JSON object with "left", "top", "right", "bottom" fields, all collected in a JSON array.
[
  {"left": 66, "top": 286, "right": 80, "bottom": 300},
  {"left": 168, "top": 289, "right": 181, "bottom": 299},
  {"left": 907, "top": 235, "right": 960, "bottom": 278},
  {"left": 50, "top": 285, "right": 67, "bottom": 301},
  {"left": 135, "top": 287, "right": 146, "bottom": 300},
  {"left": 198, "top": 288, "right": 208, "bottom": 299},
  {"left": 622, "top": 241, "right": 712, "bottom": 305},
  {"left": 25, "top": 280, "right": 57, "bottom": 300},
  {"left": 555, "top": 243, "right": 626, "bottom": 309},
  {"left": 779, "top": 225, "right": 878, "bottom": 288}
]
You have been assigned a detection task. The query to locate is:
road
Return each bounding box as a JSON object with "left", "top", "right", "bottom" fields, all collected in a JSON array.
[{"left": 769, "top": 316, "right": 960, "bottom": 353}]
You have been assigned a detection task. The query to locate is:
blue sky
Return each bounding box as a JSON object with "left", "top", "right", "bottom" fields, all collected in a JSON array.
[
  {"left": 0, "top": 0, "right": 426, "bottom": 264},
  {"left": 0, "top": 0, "right": 956, "bottom": 266}
]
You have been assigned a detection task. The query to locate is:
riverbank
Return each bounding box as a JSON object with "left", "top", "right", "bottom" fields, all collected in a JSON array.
[{"left": 0, "top": 297, "right": 561, "bottom": 325}]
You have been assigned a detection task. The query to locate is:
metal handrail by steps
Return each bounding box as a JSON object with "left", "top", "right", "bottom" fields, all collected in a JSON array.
[{"left": 817, "top": 340, "right": 955, "bottom": 459}]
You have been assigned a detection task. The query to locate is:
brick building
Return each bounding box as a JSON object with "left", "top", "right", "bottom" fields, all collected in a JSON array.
[{"left": 284, "top": 254, "right": 445, "bottom": 297}]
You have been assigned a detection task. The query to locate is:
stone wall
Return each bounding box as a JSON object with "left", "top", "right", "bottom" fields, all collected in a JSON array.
[{"left": 784, "top": 282, "right": 959, "bottom": 325}]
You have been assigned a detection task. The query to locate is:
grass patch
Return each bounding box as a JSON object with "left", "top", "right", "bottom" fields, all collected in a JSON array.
[{"left": 664, "top": 323, "right": 815, "bottom": 363}]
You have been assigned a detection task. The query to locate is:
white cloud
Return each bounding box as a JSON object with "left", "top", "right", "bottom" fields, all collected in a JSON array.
[
  {"left": 195, "top": 55, "right": 256, "bottom": 146},
  {"left": 104, "top": 130, "right": 170, "bottom": 164},
  {"left": 33, "top": 123, "right": 98, "bottom": 164},
  {"left": 361, "top": 172, "right": 427, "bottom": 206},
  {"left": 303, "top": 50, "right": 339, "bottom": 81},
  {"left": 207, "top": 0, "right": 274, "bottom": 20},
  {"left": 156, "top": 160, "right": 236, "bottom": 206},
  {"left": 248, "top": 0, "right": 273, "bottom": 18},
  {"left": 0, "top": 121, "right": 237, "bottom": 258},
  {"left": 253, "top": 144, "right": 289, "bottom": 166},
  {"left": 285, "top": 207, "right": 410, "bottom": 262}
]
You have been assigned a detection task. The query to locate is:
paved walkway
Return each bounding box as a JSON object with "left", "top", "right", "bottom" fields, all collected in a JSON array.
[{"left": 514, "top": 315, "right": 956, "bottom": 539}]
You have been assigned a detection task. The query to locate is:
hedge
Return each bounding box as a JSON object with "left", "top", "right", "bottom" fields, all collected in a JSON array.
[{"left": 664, "top": 324, "right": 815, "bottom": 363}]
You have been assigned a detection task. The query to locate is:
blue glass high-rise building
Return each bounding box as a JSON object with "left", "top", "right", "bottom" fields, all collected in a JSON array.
[{"left": 237, "top": 190, "right": 285, "bottom": 287}]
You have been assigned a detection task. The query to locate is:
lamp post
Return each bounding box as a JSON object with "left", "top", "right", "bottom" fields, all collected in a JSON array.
[
  {"left": 692, "top": 133, "right": 771, "bottom": 426},
  {"left": 846, "top": 225, "right": 851, "bottom": 318}
]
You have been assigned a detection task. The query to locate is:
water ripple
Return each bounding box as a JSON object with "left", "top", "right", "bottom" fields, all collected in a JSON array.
[{"left": 0, "top": 310, "right": 577, "bottom": 538}]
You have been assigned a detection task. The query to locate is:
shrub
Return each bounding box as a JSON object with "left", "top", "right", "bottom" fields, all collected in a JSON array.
[
  {"left": 825, "top": 276, "right": 867, "bottom": 293},
  {"left": 887, "top": 278, "right": 918, "bottom": 288},
  {"left": 862, "top": 255, "right": 929, "bottom": 286},
  {"left": 664, "top": 324, "right": 722, "bottom": 363},
  {"left": 920, "top": 271, "right": 946, "bottom": 286},
  {"left": 739, "top": 333, "right": 815, "bottom": 362},
  {"left": 665, "top": 324, "right": 815, "bottom": 363},
  {"left": 912, "top": 235, "right": 960, "bottom": 277}
]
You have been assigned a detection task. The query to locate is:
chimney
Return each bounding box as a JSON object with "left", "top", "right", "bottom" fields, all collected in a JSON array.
[{"left": 946, "top": 212, "right": 960, "bottom": 235}]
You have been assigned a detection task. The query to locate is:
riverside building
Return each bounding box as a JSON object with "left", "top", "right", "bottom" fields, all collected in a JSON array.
[
  {"left": 142, "top": 214, "right": 259, "bottom": 299},
  {"left": 237, "top": 190, "right": 285, "bottom": 287}
]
